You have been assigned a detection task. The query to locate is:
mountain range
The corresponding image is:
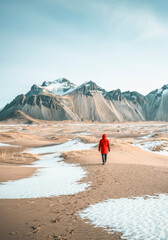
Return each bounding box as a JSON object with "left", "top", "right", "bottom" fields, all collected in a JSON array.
[{"left": 0, "top": 78, "right": 168, "bottom": 123}]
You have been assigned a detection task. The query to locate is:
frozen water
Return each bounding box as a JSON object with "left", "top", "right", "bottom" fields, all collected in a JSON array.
[
  {"left": 79, "top": 194, "right": 168, "bottom": 240},
  {"left": 0, "top": 139, "right": 96, "bottom": 199}
]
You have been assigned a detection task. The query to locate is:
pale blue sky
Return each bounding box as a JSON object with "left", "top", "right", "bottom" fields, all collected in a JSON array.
[{"left": 1, "top": 0, "right": 168, "bottom": 108}]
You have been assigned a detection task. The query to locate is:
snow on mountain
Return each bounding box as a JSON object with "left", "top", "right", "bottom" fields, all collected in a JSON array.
[
  {"left": 156, "top": 84, "right": 168, "bottom": 96},
  {"left": 41, "top": 78, "right": 77, "bottom": 95},
  {"left": 26, "top": 78, "right": 77, "bottom": 97},
  {"left": 27, "top": 79, "right": 106, "bottom": 98}
]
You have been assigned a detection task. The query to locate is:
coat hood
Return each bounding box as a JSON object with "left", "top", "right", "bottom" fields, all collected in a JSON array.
[{"left": 102, "top": 134, "right": 106, "bottom": 139}]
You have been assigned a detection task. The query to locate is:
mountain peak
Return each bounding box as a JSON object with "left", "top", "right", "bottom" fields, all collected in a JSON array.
[
  {"left": 27, "top": 78, "right": 76, "bottom": 97},
  {"left": 147, "top": 83, "right": 168, "bottom": 98},
  {"left": 70, "top": 80, "right": 106, "bottom": 96},
  {"left": 123, "top": 91, "right": 147, "bottom": 105},
  {"left": 41, "top": 78, "right": 72, "bottom": 87},
  {"left": 41, "top": 81, "right": 49, "bottom": 87}
]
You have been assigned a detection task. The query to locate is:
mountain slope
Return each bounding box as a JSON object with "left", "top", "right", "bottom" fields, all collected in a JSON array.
[
  {"left": 69, "top": 84, "right": 147, "bottom": 122},
  {"left": 0, "top": 94, "right": 80, "bottom": 121},
  {"left": 4, "top": 110, "right": 49, "bottom": 124},
  {"left": 146, "top": 84, "right": 168, "bottom": 121}
]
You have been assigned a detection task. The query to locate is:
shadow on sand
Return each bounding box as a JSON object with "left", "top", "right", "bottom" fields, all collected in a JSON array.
[{"left": 80, "top": 163, "right": 105, "bottom": 167}]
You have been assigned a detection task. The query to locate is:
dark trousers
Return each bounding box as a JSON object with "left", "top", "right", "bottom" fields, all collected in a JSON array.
[{"left": 102, "top": 154, "right": 107, "bottom": 163}]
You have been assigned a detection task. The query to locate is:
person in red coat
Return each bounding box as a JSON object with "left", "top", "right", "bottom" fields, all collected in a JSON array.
[{"left": 98, "top": 134, "right": 110, "bottom": 165}]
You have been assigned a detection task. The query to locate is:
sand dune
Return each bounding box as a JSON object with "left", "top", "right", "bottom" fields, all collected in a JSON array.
[{"left": 0, "top": 122, "right": 168, "bottom": 239}]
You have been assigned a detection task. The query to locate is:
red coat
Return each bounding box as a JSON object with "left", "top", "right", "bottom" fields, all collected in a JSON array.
[{"left": 98, "top": 134, "right": 110, "bottom": 154}]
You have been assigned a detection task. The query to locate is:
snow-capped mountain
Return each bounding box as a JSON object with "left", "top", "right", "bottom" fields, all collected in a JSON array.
[
  {"left": 26, "top": 78, "right": 77, "bottom": 97},
  {"left": 1, "top": 79, "right": 168, "bottom": 122},
  {"left": 42, "top": 78, "right": 77, "bottom": 95}
]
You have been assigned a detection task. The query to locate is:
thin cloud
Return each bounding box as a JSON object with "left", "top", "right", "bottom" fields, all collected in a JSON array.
[{"left": 110, "top": 6, "right": 168, "bottom": 41}]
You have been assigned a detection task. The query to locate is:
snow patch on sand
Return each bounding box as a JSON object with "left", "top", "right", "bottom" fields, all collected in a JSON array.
[
  {"left": 0, "top": 143, "right": 19, "bottom": 147},
  {"left": 0, "top": 129, "right": 13, "bottom": 132},
  {"left": 79, "top": 194, "right": 168, "bottom": 240},
  {"left": 0, "top": 139, "right": 96, "bottom": 199},
  {"left": 73, "top": 132, "right": 92, "bottom": 136},
  {"left": 134, "top": 140, "right": 168, "bottom": 156}
]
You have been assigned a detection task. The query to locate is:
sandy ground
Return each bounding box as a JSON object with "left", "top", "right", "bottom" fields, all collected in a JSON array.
[
  {"left": 0, "top": 121, "right": 168, "bottom": 239},
  {"left": 0, "top": 164, "right": 37, "bottom": 182}
]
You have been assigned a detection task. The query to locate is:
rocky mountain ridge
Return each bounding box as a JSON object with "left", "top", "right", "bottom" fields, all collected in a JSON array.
[{"left": 0, "top": 78, "right": 168, "bottom": 122}]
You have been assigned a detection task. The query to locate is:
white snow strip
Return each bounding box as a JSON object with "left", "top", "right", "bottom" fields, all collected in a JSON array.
[
  {"left": 0, "top": 139, "right": 96, "bottom": 199},
  {"left": 29, "top": 138, "right": 95, "bottom": 155},
  {"left": 54, "top": 132, "right": 92, "bottom": 136},
  {"left": 0, "top": 128, "right": 23, "bottom": 132},
  {"left": 79, "top": 194, "right": 168, "bottom": 240},
  {"left": 138, "top": 134, "right": 152, "bottom": 140},
  {"left": 134, "top": 140, "right": 168, "bottom": 156},
  {"left": 73, "top": 132, "right": 92, "bottom": 135},
  {"left": 0, "top": 143, "right": 19, "bottom": 147},
  {"left": 0, "top": 129, "right": 13, "bottom": 132}
]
